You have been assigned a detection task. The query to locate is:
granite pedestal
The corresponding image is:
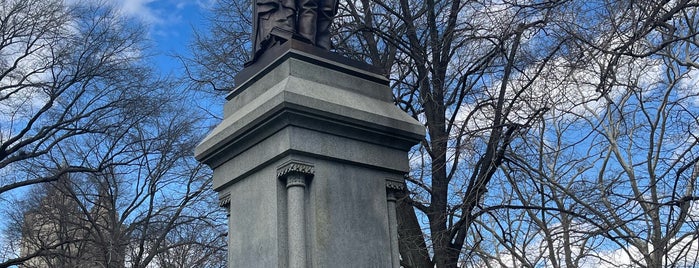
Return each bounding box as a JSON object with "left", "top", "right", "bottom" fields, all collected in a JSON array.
[{"left": 194, "top": 41, "right": 424, "bottom": 268}]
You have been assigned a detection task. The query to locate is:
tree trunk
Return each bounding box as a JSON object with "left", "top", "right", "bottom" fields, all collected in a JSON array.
[{"left": 396, "top": 191, "right": 433, "bottom": 268}]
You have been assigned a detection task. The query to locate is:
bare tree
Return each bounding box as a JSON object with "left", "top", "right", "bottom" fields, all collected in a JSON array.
[
  {"left": 185, "top": 0, "right": 252, "bottom": 93},
  {"left": 0, "top": 0, "right": 157, "bottom": 194},
  {"left": 2, "top": 88, "right": 227, "bottom": 268},
  {"left": 467, "top": 1, "right": 699, "bottom": 267},
  {"left": 0, "top": 0, "right": 227, "bottom": 267},
  {"left": 334, "top": 1, "right": 572, "bottom": 267}
]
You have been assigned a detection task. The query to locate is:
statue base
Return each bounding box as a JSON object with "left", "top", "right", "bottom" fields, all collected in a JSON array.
[{"left": 195, "top": 41, "right": 423, "bottom": 268}]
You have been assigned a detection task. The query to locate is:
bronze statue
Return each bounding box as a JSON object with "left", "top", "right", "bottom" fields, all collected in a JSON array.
[{"left": 252, "top": 0, "right": 338, "bottom": 62}]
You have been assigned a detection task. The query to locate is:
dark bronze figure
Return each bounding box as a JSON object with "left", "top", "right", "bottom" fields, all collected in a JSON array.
[{"left": 252, "top": 0, "right": 338, "bottom": 62}]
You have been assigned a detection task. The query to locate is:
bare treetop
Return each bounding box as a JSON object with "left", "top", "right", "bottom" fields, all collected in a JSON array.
[{"left": 251, "top": 0, "right": 339, "bottom": 64}]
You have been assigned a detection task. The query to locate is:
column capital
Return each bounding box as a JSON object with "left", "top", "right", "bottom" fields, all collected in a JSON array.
[
  {"left": 218, "top": 192, "right": 231, "bottom": 208},
  {"left": 385, "top": 180, "right": 405, "bottom": 191},
  {"left": 277, "top": 160, "right": 315, "bottom": 179},
  {"left": 386, "top": 177, "right": 406, "bottom": 202},
  {"left": 219, "top": 192, "right": 231, "bottom": 217}
]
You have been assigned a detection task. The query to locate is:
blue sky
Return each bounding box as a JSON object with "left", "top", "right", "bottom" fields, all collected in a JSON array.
[{"left": 105, "top": 0, "right": 213, "bottom": 74}]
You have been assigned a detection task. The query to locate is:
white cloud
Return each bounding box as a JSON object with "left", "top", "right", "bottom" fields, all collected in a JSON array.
[
  {"left": 194, "top": 0, "right": 215, "bottom": 9},
  {"left": 101, "top": 0, "right": 206, "bottom": 26},
  {"left": 111, "top": 0, "right": 162, "bottom": 24}
]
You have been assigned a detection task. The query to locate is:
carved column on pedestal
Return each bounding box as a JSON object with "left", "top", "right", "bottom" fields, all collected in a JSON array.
[
  {"left": 278, "top": 161, "right": 315, "bottom": 268},
  {"left": 386, "top": 179, "right": 405, "bottom": 268}
]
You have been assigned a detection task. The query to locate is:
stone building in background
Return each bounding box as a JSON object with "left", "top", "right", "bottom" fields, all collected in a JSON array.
[{"left": 19, "top": 174, "right": 126, "bottom": 268}]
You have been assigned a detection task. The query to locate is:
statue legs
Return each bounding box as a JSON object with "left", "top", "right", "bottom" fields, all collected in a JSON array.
[
  {"left": 252, "top": 0, "right": 339, "bottom": 63},
  {"left": 278, "top": 0, "right": 296, "bottom": 32},
  {"left": 298, "top": 0, "right": 338, "bottom": 48},
  {"left": 316, "top": 0, "right": 338, "bottom": 50},
  {"left": 297, "top": 0, "right": 318, "bottom": 44},
  {"left": 254, "top": 0, "right": 297, "bottom": 61}
]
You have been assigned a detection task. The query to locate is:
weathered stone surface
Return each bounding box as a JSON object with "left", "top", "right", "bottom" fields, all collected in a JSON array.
[{"left": 195, "top": 43, "right": 424, "bottom": 268}]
